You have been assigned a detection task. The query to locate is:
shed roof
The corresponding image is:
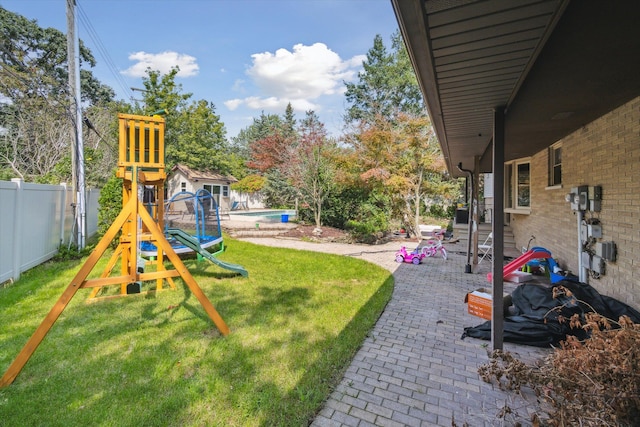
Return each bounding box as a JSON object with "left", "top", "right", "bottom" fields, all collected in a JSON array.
[{"left": 171, "top": 163, "right": 237, "bottom": 183}]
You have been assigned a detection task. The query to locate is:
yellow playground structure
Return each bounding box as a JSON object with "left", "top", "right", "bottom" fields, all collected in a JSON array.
[{"left": 1, "top": 113, "right": 239, "bottom": 388}]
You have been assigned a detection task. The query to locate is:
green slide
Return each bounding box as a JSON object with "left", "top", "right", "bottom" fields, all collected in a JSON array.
[{"left": 166, "top": 228, "right": 248, "bottom": 277}]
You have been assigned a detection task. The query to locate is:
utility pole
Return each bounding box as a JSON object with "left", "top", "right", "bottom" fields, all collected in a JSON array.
[{"left": 66, "top": 0, "right": 86, "bottom": 249}]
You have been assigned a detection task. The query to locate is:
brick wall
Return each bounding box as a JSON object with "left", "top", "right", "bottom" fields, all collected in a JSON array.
[{"left": 510, "top": 96, "right": 640, "bottom": 309}]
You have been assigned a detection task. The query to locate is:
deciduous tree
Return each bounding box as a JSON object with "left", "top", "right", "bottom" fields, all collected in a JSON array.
[
  {"left": 342, "top": 32, "right": 460, "bottom": 237},
  {"left": 285, "top": 111, "right": 336, "bottom": 228},
  {"left": 0, "top": 7, "right": 115, "bottom": 183}
]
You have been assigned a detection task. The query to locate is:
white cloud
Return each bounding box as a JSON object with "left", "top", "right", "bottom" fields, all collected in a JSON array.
[
  {"left": 224, "top": 96, "right": 317, "bottom": 112},
  {"left": 224, "top": 99, "right": 243, "bottom": 110},
  {"left": 231, "top": 79, "right": 246, "bottom": 93},
  {"left": 225, "top": 43, "right": 364, "bottom": 113},
  {"left": 121, "top": 51, "right": 199, "bottom": 77}
]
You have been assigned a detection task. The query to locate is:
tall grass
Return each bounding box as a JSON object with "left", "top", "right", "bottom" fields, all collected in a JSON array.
[{"left": 0, "top": 238, "right": 393, "bottom": 426}]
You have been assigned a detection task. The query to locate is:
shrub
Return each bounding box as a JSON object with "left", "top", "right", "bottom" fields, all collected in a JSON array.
[
  {"left": 345, "top": 203, "right": 389, "bottom": 243},
  {"left": 427, "top": 203, "right": 455, "bottom": 219},
  {"left": 320, "top": 186, "right": 369, "bottom": 229},
  {"left": 479, "top": 312, "right": 640, "bottom": 426},
  {"left": 97, "top": 170, "right": 122, "bottom": 245}
]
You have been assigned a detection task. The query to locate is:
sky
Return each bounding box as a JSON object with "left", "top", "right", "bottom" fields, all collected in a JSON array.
[{"left": 1, "top": 0, "right": 400, "bottom": 138}]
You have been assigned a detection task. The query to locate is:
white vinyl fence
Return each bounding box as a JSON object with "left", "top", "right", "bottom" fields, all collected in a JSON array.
[{"left": 0, "top": 179, "right": 100, "bottom": 283}]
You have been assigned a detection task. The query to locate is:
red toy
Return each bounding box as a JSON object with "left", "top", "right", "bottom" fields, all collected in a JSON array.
[{"left": 395, "top": 246, "right": 427, "bottom": 265}]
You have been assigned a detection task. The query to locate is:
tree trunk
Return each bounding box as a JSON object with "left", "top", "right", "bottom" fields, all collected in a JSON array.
[{"left": 413, "top": 169, "right": 424, "bottom": 238}]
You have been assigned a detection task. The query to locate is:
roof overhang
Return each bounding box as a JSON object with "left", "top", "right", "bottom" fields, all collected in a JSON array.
[{"left": 392, "top": 0, "right": 640, "bottom": 177}]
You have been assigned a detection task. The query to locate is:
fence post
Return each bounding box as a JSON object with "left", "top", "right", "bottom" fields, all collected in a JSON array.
[
  {"left": 11, "top": 178, "right": 24, "bottom": 282},
  {"left": 60, "top": 183, "right": 68, "bottom": 248}
]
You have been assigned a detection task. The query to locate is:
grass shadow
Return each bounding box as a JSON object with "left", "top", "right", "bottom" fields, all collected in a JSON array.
[{"left": 0, "top": 238, "right": 393, "bottom": 426}]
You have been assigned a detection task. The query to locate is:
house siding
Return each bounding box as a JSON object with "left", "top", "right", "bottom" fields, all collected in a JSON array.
[{"left": 510, "top": 96, "right": 640, "bottom": 309}]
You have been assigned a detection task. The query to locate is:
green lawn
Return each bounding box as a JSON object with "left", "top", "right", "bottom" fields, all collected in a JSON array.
[{"left": 0, "top": 238, "right": 393, "bottom": 426}]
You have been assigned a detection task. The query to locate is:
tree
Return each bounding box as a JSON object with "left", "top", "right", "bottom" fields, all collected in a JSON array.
[
  {"left": 393, "top": 113, "right": 448, "bottom": 236},
  {"left": 172, "top": 99, "right": 227, "bottom": 171},
  {"left": 235, "top": 108, "right": 300, "bottom": 208},
  {"left": 231, "top": 112, "right": 283, "bottom": 161},
  {"left": 137, "top": 68, "right": 190, "bottom": 168},
  {"left": 0, "top": 7, "right": 114, "bottom": 105},
  {"left": 82, "top": 100, "right": 134, "bottom": 187},
  {"left": 248, "top": 129, "right": 295, "bottom": 173},
  {"left": 231, "top": 174, "right": 266, "bottom": 206},
  {"left": 0, "top": 91, "right": 71, "bottom": 182},
  {"left": 137, "top": 68, "right": 232, "bottom": 175},
  {"left": 0, "top": 7, "right": 115, "bottom": 184},
  {"left": 341, "top": 32, "right": 460, "bottom": 238},
  {"left": 239, "top": 111, "right": 295, "bottom": 174},
  {"left": 261, "top": 169, "right": 297, "bottom": 209},
  {"left": 344, "top": 31, "right": 424, "bottom": 125},
  {"left": 97, "top": 169, "right": 123, "bottom": 247},
  {"left": 285, "top": 111, "right": 336, "bottom": 228},
  {"left": 282, "top": 103, "right": 297, "bottom": 139},
  {"left": 232, "top": 174, "right": 266, "bottom": 193}
]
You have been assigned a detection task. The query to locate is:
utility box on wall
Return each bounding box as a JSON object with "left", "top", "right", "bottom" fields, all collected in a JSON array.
[
  {"left": 589, "top": 186, "right": 602, "bottom": 212},
  {"left": 596, "top": 241, "right": 617, "bottom": 261}
]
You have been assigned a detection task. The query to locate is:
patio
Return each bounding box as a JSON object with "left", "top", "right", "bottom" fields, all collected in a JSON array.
[{"left": 236, "top": 235, "right": 552, "bottom": 426}]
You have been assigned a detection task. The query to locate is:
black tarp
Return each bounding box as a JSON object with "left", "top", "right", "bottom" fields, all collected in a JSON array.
[{"left": 461, "top": 279, "right": 640, "bottom": 347}]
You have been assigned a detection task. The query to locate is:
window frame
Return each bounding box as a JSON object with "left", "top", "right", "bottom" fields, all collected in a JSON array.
[
  {"left": 202, "top": 184, "right": 229, "bottom": 206},
  {"left": 547, "top": 142, "right": 562, "bottom": 188},
  {"left": 504, "top": 157, "right": 531, "bottom": 214}
]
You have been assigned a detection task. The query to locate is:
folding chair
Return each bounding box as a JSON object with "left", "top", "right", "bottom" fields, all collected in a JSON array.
[
  {"left": 182, "top": 199, "right": 195, "bottom": 219},
  {"left": 478, "top": 232, "right": 493, "bottom": 263}
]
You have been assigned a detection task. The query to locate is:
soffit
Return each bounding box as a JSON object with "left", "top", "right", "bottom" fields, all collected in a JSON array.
[{"left": 392, "top": 0, "right": 640, "bottom": 177}]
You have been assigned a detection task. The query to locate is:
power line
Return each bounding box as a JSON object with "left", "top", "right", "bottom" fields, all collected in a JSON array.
[{"left": 76, "top": 0, "right": 135, "bottom": 101}]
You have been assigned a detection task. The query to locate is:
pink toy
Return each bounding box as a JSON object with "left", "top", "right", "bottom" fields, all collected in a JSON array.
[
  {"left": 422, "top": 230, "right": 447, "bottom": 260},
  {"left": 395, "top": 246, "right": 427, "bottom": 265}
]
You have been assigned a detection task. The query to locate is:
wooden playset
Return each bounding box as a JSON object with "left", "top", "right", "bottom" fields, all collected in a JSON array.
[{"left": 0, "top": 113, "right": 231, "bottom": 388}]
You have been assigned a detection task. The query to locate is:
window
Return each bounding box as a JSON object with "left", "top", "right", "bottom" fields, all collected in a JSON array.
[
  {"left": 505, "top": 158, "right": 530, "bottom": 212},
  {"left": 202, "top": 184, "right": 229, "bottom": 205},
  {"left": 548, "top": 143, "right": 562, "bottom": 186},
  {"left": 181, "top": 182, "right": 186, "bottom": 192}
]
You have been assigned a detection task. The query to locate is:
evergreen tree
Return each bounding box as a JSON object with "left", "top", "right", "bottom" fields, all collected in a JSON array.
[
  {"left": 344, "top": 31, "right": 424, "bottom": 124},
  {"left": 138, "top": 68, "right": 230, "bottom": 174},
  {"left": 285, "top": 111, "right": 336, "bottom": 227}
]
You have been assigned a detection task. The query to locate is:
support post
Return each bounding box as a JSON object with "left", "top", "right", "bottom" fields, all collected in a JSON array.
[
  {"left": 472, "top": 156, "right": 480, "bottom": 266},
  {"left": 491, "top": 107, "right": 506, "bottom": 350},
  {"left": 11, "top": 179, "right": 23, "bottom": 282}
]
